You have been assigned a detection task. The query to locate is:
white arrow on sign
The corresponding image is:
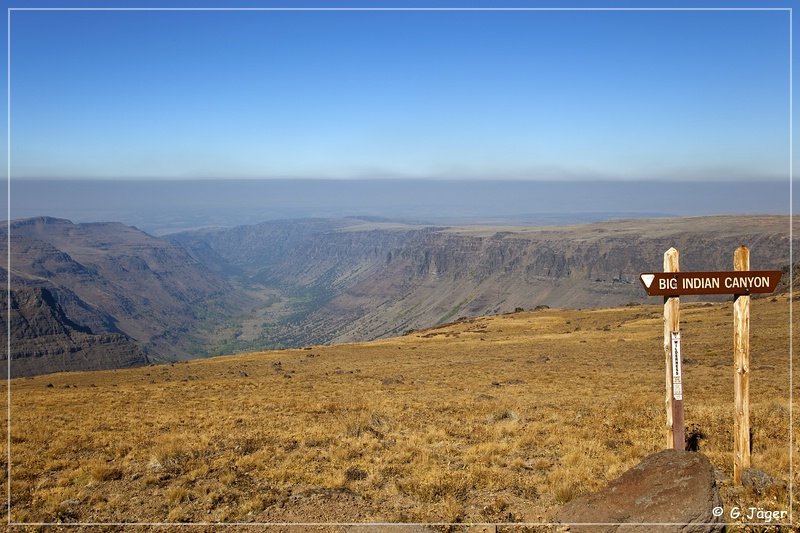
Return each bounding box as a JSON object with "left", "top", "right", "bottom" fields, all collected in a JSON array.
[{"left": 641, "top": 273, "right": 655, "bottom": 289}]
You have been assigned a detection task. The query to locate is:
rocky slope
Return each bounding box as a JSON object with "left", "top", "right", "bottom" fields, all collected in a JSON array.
[
  {"left": 171, "top": 215, "right": 795, "bottom": 347},
  {"left": 2, "top": 217, "right": 247, "bottom": 375},
  {"left": 1, "top": 284, "right": 146, "bottom": 377}
]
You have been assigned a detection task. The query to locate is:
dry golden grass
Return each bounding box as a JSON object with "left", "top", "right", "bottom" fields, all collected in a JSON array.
[{"left": 0, "top": 295, "right": 796, "bottom": 531}]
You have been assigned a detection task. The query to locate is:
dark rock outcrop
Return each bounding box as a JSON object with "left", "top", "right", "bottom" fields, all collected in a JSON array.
[
  {"left": 1, "top": 286, "right": 147, "bottom": 377},
  {"left": 555, "top": 450, "right": 724, "bottom": 532}
]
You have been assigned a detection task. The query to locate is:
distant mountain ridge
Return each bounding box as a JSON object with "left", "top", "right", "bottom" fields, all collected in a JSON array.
[{"left": 3, "top": 215, "right": 795, "bottom": 376}]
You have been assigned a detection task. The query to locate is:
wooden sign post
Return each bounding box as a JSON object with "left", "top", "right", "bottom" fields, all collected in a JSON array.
[
  {"left": 733, "top": 246, "right": 751, "bottom": 485},
  {"left": 663, "top": 248, "right": 684, "bottom": 450},
  {"left": 640, "top": 248, "right": 781, "bottom": 483}
]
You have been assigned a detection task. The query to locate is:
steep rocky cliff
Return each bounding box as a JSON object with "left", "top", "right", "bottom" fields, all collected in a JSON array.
[
  {"left": 171, "top": 215, "right": 795, "bottom": 347},
  {"left": 2, "top": 217, "right": 247, "bottom": 374},
  {"left": 1, "top": 284, "right": 146, "bottom": 377}
]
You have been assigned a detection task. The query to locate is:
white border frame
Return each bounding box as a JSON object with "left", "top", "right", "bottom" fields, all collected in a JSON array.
[{"left": 5, "top": 5, "right": 794, "bottom": 529}]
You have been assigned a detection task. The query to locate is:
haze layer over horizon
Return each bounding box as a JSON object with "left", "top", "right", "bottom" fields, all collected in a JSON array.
[{"left": 6, "top": 178, "right": 791, "bottom": 235}]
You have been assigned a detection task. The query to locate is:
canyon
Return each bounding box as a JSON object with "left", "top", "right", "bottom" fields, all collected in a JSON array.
[{"left": 2, "top": 214, "right": 794, "bottom": 376}]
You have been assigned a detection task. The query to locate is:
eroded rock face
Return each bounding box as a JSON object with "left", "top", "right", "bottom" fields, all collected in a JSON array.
[
  {"left": 556, "top": 450, "right": 724, "bottom": 533},
  {"left": 2, "top": 217, "right": 247, "bottom": 372},
  {"left": 1, "top": 286, "right": 147, "bottom": 377},
  {"left": 174, "top": 216, "right": 795, "bottom": 347}
]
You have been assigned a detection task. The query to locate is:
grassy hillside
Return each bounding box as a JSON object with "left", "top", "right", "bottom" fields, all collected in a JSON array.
[{"left": 2, "top": 295, "right": 795, "bottom": 529}]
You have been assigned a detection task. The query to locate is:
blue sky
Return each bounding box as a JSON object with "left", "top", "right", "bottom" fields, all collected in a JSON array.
[{"left": 4, "top": 2, "right": 795, "bottom": 181}]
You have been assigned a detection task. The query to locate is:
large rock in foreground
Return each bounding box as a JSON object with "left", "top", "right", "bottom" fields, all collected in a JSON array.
[{"left": 556, "top": 450, "right": 724, "bottom": 532}]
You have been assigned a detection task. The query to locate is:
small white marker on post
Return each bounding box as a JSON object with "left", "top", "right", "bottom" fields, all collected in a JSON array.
[{"left": 671, "top": 331, "right": 683, "bottom": 403}]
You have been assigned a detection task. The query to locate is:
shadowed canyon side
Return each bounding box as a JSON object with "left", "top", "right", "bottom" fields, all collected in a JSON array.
[
  {"left": 1, "top": 285, "right": 147, "bottom": 377},
  {"left": 1, "top": 217, "right": 249, "bottom": 376},
  {"left": 2, "top": 215, "right": 795, "bottom": 376}
]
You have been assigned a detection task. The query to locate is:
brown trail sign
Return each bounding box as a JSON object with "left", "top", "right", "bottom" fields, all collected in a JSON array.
[
  {"left": 639, "top": 270, "right": 781, "bottom": 296},
  {"left": 640, "top": 246, "right": 780, "bottom": 485}
]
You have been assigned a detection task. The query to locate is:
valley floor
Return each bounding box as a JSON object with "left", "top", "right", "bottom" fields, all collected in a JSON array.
[{"left": 1, "top": 296, "right": 797, "bottom": 531}]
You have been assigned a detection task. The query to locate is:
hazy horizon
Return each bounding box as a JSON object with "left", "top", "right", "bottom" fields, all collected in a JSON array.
[{"left": 5, "top": 178, "right": 792, "bottom": 235}]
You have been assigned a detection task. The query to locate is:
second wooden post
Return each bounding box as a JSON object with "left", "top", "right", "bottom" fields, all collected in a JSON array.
[{"left": 733, "top": 245, "right": 751, "bottom": 484}]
